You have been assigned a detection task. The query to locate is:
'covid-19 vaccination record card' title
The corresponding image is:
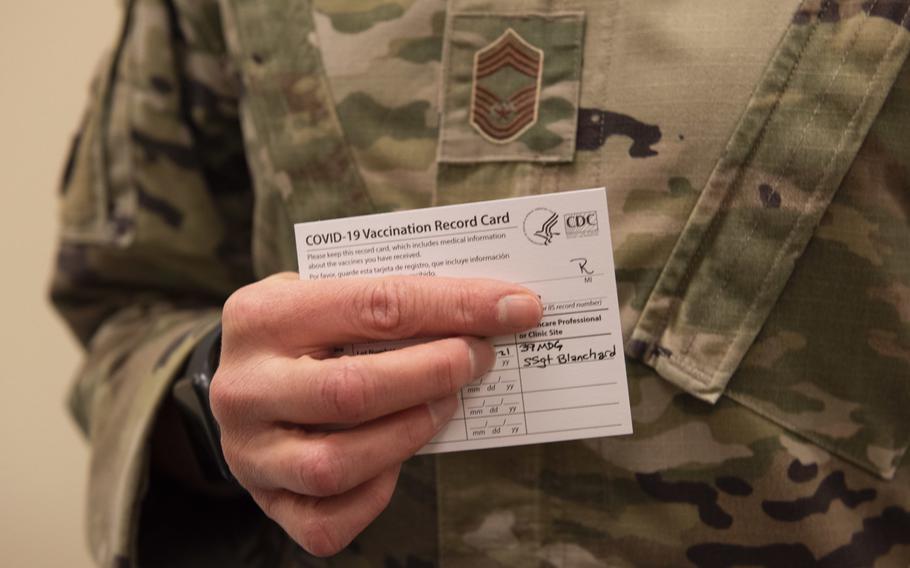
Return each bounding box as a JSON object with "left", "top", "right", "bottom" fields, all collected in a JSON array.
[{"left": 294, "top": 188, "right": 632, "bottom": 454}]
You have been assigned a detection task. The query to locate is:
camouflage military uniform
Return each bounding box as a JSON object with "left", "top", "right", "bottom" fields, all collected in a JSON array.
[{"left": 53, "top": 0, "right": 910, "bottom": 566}]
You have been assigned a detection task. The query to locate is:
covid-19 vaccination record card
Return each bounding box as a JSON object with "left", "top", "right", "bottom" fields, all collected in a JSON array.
[{"left": 294, "top": 188, "right": 633, "bottom": 454}]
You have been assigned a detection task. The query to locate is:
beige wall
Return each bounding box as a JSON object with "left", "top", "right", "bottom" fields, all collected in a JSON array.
[{"left": 0, "top": 3, "right": 119, "bottom": 567}]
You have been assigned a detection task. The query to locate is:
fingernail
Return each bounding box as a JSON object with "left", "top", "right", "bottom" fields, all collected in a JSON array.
[
  {"left": 497, "top": 294, "right": 542, "bottom": 330},
  {"left": 467, "top": 338, "right": 495, "bottom": 377},
  {"left": 427, "top": 396, "right": 457, "bottom": 429}
]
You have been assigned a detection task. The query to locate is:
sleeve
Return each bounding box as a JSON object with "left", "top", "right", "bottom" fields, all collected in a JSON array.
[{"left": 50, "top": 0, "right": 254, "bottom": 564}]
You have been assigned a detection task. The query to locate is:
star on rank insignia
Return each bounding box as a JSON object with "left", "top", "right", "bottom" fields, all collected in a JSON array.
[{"left": 470, "top": 28, "right": 544, "bottom": 144}]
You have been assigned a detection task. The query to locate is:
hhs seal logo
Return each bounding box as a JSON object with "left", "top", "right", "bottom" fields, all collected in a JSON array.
[
  {"left": 524, "top": 208, "right": 561, "bottom": 246},
  {"left": 470, "top": 29, "right": 544, "bottom": 143}
]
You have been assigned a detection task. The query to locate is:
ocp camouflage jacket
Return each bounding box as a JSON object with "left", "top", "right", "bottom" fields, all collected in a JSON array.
[{"left": 53, "top": 0, "right": 910, "bottom": 566}]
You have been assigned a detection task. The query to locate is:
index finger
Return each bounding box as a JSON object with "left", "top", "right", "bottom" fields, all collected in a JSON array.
[{"left": 269, "top": 276, "right": 542, "bottom": 348}]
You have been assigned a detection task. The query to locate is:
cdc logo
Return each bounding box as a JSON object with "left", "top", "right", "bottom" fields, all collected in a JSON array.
[{"left": 564, "top": 211, "right": 598, "bottom": 238}]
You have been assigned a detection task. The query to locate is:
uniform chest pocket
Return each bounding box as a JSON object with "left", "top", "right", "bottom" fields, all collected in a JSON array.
[{"left": 438, "top": 12, "right": 585, "bottom": 164}]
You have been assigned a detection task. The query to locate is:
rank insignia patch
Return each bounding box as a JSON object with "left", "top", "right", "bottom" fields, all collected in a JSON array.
[
  {"left": 438, "top": 12, "right": 584, "bottom": 162},
  {"left": 470, "top": 29, "right": 544, "bottom": 144}
]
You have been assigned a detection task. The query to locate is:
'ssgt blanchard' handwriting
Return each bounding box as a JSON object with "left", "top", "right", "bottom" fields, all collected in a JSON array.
[{"left": 522, "top": 345, "right": 617, "bottom": 369}]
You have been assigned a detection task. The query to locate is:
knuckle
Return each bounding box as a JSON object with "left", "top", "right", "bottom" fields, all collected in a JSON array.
[
  {"left": 219, "top": 440, "right": 243, "bottom": 475},
  {"left": 433, "top": 342, "right": 471, "bottom": 395},
  {"left": 299, "top": 514, "right": 344, "bottom": 557},
  {"left": 252, "top": 490, "right": 280, "bottom": 521},
  {"left": 221, "top": 439, "right": 253, "bottom": 484},
  {"left": 209, "top": 359, "right": 266, "bottom": 422},
  {"left": 356, "top": 279, "right": 415, "bottom": 337},
  {"left": 222, "top": 286, "right": 257, "bottom": 329},
  {"left": 320, "top": 358, "right": 371, "bottom": 421},
  {"left": 401, "top": 412, "right": 431, "bottom": 451},
  {"left": 213, "top": 424, "right": 258, "bottom": 483},
  {"left": 366, "top": 479, "right": 396, "bottom": 516},
  {"left": 452, "top": 285, "right": 478, "bottom": 329},
  {"left": 300, "top": 443, "right": 345, "bottom": 497},
  {"left": 222, "top": 284, "right": 271, "bottom": 341},
  {"left": 209, "top": 369, "right": 244, "bottom": 425},
  {"left": 210, "top": 356, "right": 279, "bottom": 426}
]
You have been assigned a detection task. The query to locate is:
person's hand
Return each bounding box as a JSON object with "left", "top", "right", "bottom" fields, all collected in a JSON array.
[{"left": 209, "top": 272, "right": 542, "bottom": 556}]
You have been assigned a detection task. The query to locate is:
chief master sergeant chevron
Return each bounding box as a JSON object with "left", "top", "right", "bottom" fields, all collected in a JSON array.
[{"left": 52, "top": 0, "right": 910, "bottom": 566}]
